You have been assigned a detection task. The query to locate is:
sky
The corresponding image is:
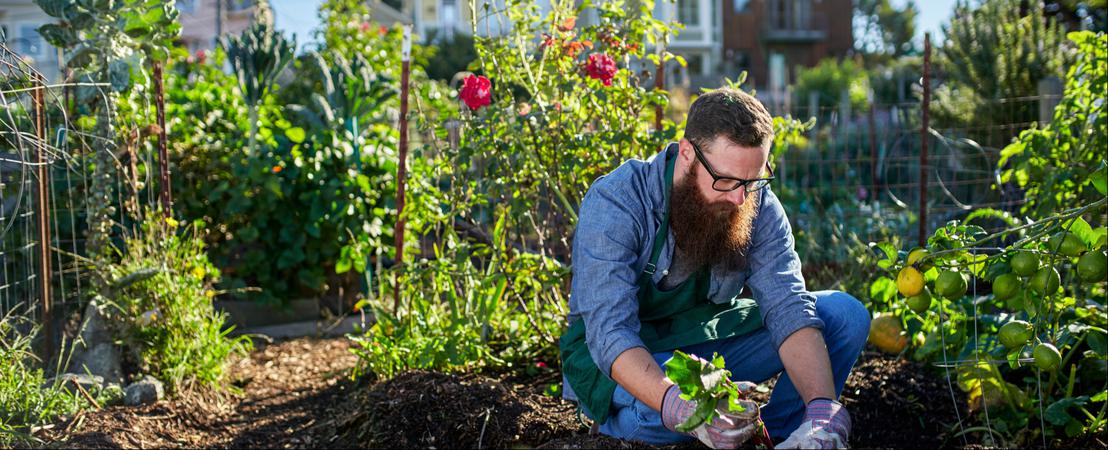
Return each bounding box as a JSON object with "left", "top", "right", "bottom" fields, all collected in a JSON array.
[{"left": 269, "top": 0, "right": 963, "bottom": 52}]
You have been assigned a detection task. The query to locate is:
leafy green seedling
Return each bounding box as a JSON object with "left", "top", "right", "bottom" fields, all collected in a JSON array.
[{"left": 662, "top": 350, "right": 747, "bottom": 432}]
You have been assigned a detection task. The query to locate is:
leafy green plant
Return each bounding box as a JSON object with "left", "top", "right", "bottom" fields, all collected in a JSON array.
[
  {"left": 858, "top": 32, "right": 1108, "bottom": 446},
  {"left": 222, "top": 0, "right": 295, "bottom": 156},
  {"left": 998, "top": 32, "right": 1107, "bottom": 218},
  {"left": 662, "top": 350, "right": 747, "bottom": 432},
  {"left": 97, "top": 212, "right": 252, "bottom": 392},
  {"left": 36, "top": 0, "right": 181, "bottom": 269}
]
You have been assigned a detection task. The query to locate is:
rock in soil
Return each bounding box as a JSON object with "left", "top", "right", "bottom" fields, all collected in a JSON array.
[
  {"left": 44, "top": 373, "right": 104, "bottom": 395},
  {"left": 68, "top": 300, "right": 124, "bottom": 386},
  {"left": 124, "top": 375, "right": 165, "bottom": 406}
]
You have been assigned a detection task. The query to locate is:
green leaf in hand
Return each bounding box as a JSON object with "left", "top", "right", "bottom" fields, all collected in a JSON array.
[{"left": 663, "top": 350, "right": 747, "bottom": 432}]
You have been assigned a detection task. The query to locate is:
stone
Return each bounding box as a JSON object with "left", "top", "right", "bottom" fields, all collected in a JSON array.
[
  {"left": 70, "top": 342, "right": 124, "bottom": 386},
  {"left": 44, "top": 373, "right": 104, "bottom": 395},
  {"left": 124, "top": 375, "right": 164, "bottom": 406},
  {"left": 69, "top": 298, "right": 124, "bottom": 386}
]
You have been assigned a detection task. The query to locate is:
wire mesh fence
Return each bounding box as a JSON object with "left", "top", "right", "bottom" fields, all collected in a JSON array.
[
  {"left": 0, "top": 43, "right": 102, "bottom": 344},
  {"left": 769, "top": 93, "right": 1062, "bottom": 255}
]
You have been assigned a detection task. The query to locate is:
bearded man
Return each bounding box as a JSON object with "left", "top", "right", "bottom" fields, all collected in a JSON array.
[{"left": 559, "top": 88, "right": 870, "bottom": 449}]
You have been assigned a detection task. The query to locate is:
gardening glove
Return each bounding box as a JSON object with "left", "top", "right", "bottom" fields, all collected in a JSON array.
[
  {"left": 776, "top": 398, "right": 851, "bottom": 449},
  {"left": 661, "top": 381, "right": 771, "bottom": 449}
]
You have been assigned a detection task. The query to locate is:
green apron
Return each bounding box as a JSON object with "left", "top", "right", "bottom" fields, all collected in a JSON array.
[{"left": 559, "top": 151, "right": 763, "bottom": 425}]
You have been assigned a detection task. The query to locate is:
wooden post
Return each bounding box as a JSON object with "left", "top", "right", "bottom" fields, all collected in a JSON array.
[
  {"left": 393, "top": 26, "right": 411, "bottom": 315},
  {"left": 868, "top": 92, "right": 879, "bottom": 191},
  {"left": 654, "top": 39, "right": 665, "bottom": 131},
  {"left": 32, "top": 83, "right": 54, "bottom": 353},
  {"left": 153, "top": 60, "right": 172, "bottom": 216},
  {"left": 919, "top": 33, "right": 931, "bottom": 247}
]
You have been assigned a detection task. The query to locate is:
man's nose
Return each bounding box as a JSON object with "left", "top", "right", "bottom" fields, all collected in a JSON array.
[{"left": 723, "top": 189, "right": 746, "bottom": 206}]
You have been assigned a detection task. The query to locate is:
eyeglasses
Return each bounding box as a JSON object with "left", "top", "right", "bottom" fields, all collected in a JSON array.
[{"left": 690, "top": 140, "right": 775, "bottom": 193}]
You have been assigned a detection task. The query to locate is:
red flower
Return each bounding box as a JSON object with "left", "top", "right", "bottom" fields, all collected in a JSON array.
[
  {"left": 459, "top": 74, "right": 492, "bottom": 110},
  {"left": 557, "top": 17, "right": 576, "bottom": 32},
  {"left": 272, "top": 165, "right": 282, "bottom": 174},
  {"left": 586, "top": 53, "right": 618, "bottom": 86},
  {"left": 378, "top": 25, "right": 388, "bottom": 36},
  {"left": 360, "top": 22, "right": 371, "bottom": 33},
  {"left": 195, "top": 49, "right": 207, "bottom": 64}
]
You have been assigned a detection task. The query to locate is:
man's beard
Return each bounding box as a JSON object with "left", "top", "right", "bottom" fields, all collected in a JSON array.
[{"left": 669, "top": 163, "right": 760, "bottom": 271}]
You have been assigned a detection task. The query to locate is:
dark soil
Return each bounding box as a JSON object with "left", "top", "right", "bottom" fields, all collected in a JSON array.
[{"left": 38, "top": 339, "right": 989, "bottom": 449}]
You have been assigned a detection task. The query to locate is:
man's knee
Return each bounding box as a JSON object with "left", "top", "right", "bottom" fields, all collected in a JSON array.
[{"left": 812, "top": 290, "right": 870, "bottom": 345}]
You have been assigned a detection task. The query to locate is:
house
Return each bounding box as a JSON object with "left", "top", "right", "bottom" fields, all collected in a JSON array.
[
  {"left": 178, "top": 0, "right": 257, "bottom": 53},
  {"left": 0, "top": 0, "right": 260, "bottom": 82},
  {"left": 723, "top": 0, "right": 854, "bottom": 106},
  {"left": 0, "top": 1, "right": 62, "bottom": 81}
]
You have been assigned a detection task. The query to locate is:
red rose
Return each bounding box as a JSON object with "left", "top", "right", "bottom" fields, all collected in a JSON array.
[
  {"left": 557, "top": 17, "right": 576, "bottom": 32},
  {"left": 586, "top": 53, "right": 617, "bottom": 86},
  {"left": 459, "top": 74, "right": 492, "bottom": 110}
]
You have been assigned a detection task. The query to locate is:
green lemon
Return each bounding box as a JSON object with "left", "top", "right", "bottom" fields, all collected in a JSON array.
[
  {"left": 1033, "top": 343, "right": 1062, "bottom": 371},
  {"left": 992, "top": 273, "right": 1020, "bottom": 301},
  {"left": 908, "top": 248, "right": 930, "bottom": 267},
  {"left": 906, "top": 287, "right": 932, "bottom": 314},
  {"left": 998, "top": 320, "right": 1033, "bottom": 349},
  {"left": 1029, "top": 267, "right": 1061, "bottom": 296},
  {"left": 1010, "top": 252, "right": 1040, "bottom": 277},
  {"left": 1049, "top": 232, "right": 1087, "bottom": 257},
  {"left": 897, "top": 266, "right": 925, "bottom": 297},
  {"left": 1076, "top": 251, "right": 1107, "bottom": 283},
  {"left": 1008, "top": 291, "right": 1028, "bottom": 313},
  {"left": 936, "top": 270, "right": 968, "bottom": 300}
]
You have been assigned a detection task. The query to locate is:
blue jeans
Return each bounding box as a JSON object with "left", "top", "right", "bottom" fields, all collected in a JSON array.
[{"left": 598, "top": 290, "right": 870, "bottom": 444}]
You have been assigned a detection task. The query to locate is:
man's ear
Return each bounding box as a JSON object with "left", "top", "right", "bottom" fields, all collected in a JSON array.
[{"left": 677, "top": 138, "right": 694, "bottom": 164}]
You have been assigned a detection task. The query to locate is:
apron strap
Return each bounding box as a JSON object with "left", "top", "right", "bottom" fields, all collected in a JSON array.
[{"left": 642, "top": 147, "right": 676, "bottom": 279}]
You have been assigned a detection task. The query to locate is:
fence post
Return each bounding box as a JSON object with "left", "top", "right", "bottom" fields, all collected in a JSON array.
[
  {"left": 153, "top": 60, "right": 172, "bottom": 216},
  {"left": 1037, "top": 76, "right": 1063, "bottom": 124},
  {"left": 32, "top": 82, "right": 54, "bottom": 353},
  {"left": 868, "top": 91, "right": 879, "bottom": 192},
  {"left": 919, "top": 33, "right": 931, "bottom": 247},
  {"left": 839, "top": 89, "right": 852, "bottom": 129},
  {"left": 393, "top": 25, "right": 411, "bottom": 315}
]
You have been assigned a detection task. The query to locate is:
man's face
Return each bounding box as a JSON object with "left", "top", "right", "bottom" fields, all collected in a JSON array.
[{"left": 669, "top": 135, "right": 769, "bottom": 270}]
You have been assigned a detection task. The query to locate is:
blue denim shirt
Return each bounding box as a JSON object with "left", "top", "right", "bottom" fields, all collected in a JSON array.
[{"left": 564, "top": 143, "right": 824, "bottom": 402}]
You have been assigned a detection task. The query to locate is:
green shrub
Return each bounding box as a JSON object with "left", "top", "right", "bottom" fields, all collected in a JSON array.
[
  {"left": 793, "top": 58, "right": 871, "bottom": 113},
  {"left": 98, "top": 212, "right": 252, "bottom": 392}
]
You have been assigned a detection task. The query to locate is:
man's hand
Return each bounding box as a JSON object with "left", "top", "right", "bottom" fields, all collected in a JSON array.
[
  {"left": 776, "top": 398, "right": 850, "bottom": 449},
  {"left": 661, "top": 382, "right": 768, "bottom": 449}
]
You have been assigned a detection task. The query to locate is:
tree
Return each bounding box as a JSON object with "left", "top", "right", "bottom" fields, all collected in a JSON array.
[
  {"left": 933, "top": 0, "right": 1071, "bottom": 145},
  {"left": 855, "top": 0, "right": 919, "bottom": 59}
]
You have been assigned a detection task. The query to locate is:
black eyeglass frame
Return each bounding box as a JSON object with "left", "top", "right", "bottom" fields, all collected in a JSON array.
[{"left": 689, "top": 140, "right": 775, "bottom": 193}]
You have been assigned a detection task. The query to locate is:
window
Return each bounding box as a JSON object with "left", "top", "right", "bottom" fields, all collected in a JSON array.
[
  {"left": 19, "top": 24, "right": 44, "bottom": 57},
  {"left": 178, "top": 0, "right": 197, "bottom": 14},
  {"left": 228, "top": 0, "right": 254, "bottom": 12},
  {"left": 769, "top": 0, "right": 811, "bottom": 30},
  {"left": 677, "top": 0, "right": 699, "bottom": 26},
  {"left": 441, "top": 0, "right": 458, "bottom": 39}
]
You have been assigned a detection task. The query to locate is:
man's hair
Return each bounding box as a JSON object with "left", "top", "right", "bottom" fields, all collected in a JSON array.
[{"left": 684, "top": 87, "right": 774, "bottom": 150}]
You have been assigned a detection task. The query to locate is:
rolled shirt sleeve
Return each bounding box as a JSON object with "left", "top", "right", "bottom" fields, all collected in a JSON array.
[
  {"left": 746, "top": 188, "right": 825, "bottom": 349},
  {"left": 569, "top": 180, "right": 648, "bottom": 379}
]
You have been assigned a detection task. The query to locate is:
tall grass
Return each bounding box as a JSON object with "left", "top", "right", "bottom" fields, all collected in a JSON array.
[{"left": 0, "top": 311, "right": 87, "bottom": 445}]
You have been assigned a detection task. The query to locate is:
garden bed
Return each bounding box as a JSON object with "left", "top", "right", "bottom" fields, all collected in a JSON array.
[{"left": 39, "top": 337, "right": 996, "bottom": 448}]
